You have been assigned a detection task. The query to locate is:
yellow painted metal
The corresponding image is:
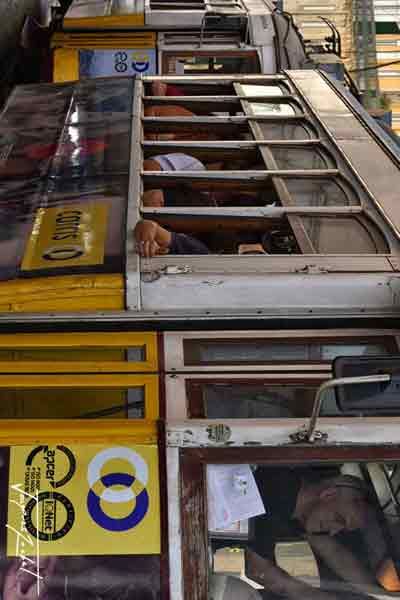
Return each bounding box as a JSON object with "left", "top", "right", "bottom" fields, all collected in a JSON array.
[
  {"left": 0, "top": 274, "right": 124, "bottom": 312},
  {"left": 0, "top": 332, "right": 158, "bottom": 372},
  {"left": 0, "top": 373, "right": 159, "bottom": 420},
  {"left": 0, "top": 419, "right": 157, "bottom": 444},
  {"left": 52, "top": 32, "right": 156, "bottom": 82},
  {"left": 52, "top": 32, "right": 156, "bottom": 48},
  {"left": 63, "top": 14, "right": 145, "bottom": 29},
  {"left": 53, "top": 48, "right": 79, "bottom": 82}
]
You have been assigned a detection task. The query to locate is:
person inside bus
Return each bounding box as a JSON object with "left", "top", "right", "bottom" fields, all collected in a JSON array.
[
  {"left": 143, "top": 103, "right": 244, "bottom": 141},
  {"left": 246, "top": 468, "right": 388, "bottom": 598},
  {"left": 210, "top": 569, "right": 380, "bottom": 600},
  {"left": 134, "top": 219, "right": 279, "bottom": 257},
  {"left": 134, "top": 219, "right": 210, "bottom": 256}
]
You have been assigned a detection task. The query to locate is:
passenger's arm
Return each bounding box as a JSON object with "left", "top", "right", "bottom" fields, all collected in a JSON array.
[
  {"left": 142, "top": 189, "right": 165, "bottom": 207},
  {"left": 307, "top": 534, "right": 376, "bottom": 586},
  {"left": 134, "top": 220, "right": 171, "bottom": 257},
  {"left": 246, "top": 549, "right": 361, "bottom": 600}
]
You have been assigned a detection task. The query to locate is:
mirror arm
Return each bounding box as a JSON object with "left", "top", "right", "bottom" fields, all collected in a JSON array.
[{"left": 292, "top": 374, "right": 392, "bottom": 443}]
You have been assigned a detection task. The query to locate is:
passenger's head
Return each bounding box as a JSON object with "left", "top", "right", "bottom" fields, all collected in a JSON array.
[{"left": 300, "top": 475, "right": 370, "bottom": 536}]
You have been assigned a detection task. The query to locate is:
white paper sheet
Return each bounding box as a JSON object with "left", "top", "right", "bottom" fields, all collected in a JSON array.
[{"left": 207, "top": 464, "right": 266, "bottom": 530}]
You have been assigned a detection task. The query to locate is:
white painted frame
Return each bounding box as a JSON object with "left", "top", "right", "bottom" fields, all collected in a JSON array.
[{"left": 163, "top": 328, "right": 400, "bottom": 371}]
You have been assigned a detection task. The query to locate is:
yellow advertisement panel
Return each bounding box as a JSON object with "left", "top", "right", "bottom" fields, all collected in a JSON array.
[
  {"left": 21, "top": 203, "right": 108, "bottom": 271},
  {"left": 7, "top": 444, "right": 160, "bottom": 555}
]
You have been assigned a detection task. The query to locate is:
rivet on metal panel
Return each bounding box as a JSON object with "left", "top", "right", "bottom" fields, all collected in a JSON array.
[
  {"left": 295, "top": 264, "right": 331, "bottom": 274},
  {"left": 289, "top": 428, "right": 328, "bottom": 444},
  {"left": 206, "top": 424, "right": 232, "bottom": 444}
]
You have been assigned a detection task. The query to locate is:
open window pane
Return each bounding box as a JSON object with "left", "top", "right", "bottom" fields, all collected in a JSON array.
[
  {"left": 206, "top": 460, "right": 400, "bottom": 598},
  {"left": 302, "top": 216, "right": 389, "bottom": 253}
]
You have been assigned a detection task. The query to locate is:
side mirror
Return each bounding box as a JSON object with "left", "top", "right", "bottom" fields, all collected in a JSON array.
[
  {"left": 333, "top": 355, "right": 400, "bottom": 415},
  {"left": 291, "top": 355, "right": 400, "bottom": 443}
]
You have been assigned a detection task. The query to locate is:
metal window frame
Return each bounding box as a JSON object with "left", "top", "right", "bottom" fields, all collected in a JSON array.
[
  {"left": 163, "top": 329, "right": 400, "bottom": 371},
  {"left": 0, "top": 373, "right": 159, "bottom": 420},
  {"left": 0, "top": 332, "right": 158, "bottom": 373},
  {"left": 166, "top": 439, "right": 400, "bottom": 600}
]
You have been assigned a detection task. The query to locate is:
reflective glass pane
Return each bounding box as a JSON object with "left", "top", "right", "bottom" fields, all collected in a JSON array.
[
  {"left": 257, "top": 121, "right": 316, "bottom": 140},
  {"left": 183, "top": 338, "right": 392, "bottom": 366},
  {"left": 284, "top": 179, "right": 359, "bottom": 206},
  {"left": 249, "top": 102, "right": 296, "bottom": 116},
  {"left": 164, "top": 54, "right": 259, "bottom": 75},
  {"left": 239, "top": 84, "right": 285, "bottom": 97},
  {"left": 0, "top": 345, "right": 146, "bottom": 362},
  {"left": 188, "top": 382, "right": 317, "bottom": 418},
  {"left": 302, "top": 217, "right": 388, "bottom": 253},
  {"left": 270, "top": 147, "right": 330, "bottom": 170},
  {"left": 0, "top": 386, "right": 146, "bottom": 419}
]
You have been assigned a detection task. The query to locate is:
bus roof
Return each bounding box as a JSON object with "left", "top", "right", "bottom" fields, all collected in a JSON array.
[{"left": 63, "top": 0, "right": 275, "bottom": 30}]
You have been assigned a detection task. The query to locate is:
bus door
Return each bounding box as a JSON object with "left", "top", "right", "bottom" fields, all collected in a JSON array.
[
  {"left": 0, "top": 331, "right": 163, "bottom": 598},
  {"left": 165, "top": 347, "right": 400, "bottom": 599}
]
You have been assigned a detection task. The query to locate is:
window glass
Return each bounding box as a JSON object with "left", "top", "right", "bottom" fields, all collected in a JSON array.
[
  {"left": 206, "top": 461, "right": 400, "bottom": 599},
  {"left": 270, "top": 147, "right": 331, "bottom": 170},
  {"left": 256, "top": 121, "right": 317, "bottom": 140},
  {"left": 238, "top": 84, "right": 285, "bottom": 97},
  {"left": 49, "top": 121, "right": 131, "bottom": 178},
  {"left": 284, "top": 179, "right": 359, "bottom": 206},
  {"left": 0, "top": 386, "right": 146, "bottom": 419},
  {"left": 248, "top": 102, "right": 296, "bottom": 116},
  {"left": 183, "top": 338, "right": 392, "bottom": 366},
  {"left": 188, "top": 382, "right": 318, "bottom": 418},
  {"left": 164, "top": 53, "right": 260, "bottom": 75},
  {"left": 302, "top": 216, "right": 388, "bottom": 253},
  {"left": 0, "top": 346, "right": 146, "bottom": 362}
]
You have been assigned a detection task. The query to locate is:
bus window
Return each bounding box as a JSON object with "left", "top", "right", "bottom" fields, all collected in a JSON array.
[
  {"left": 246, "top": 101, "right": 297, "bottom": 117},
  {"left": 269, "top": 146, "right": 335, "bottom": 171},
  {"left": 182, "top": 337, "right": 396, "bottom": 367},
  {"left": 256, "top": 120, "right": 318, "bottom": 140},
  {"left": 179, "top": 456, "right": 400, "bottom": 599},
  {"left": 49, "top": 121, "right": 132, "bottom": 178},
  {"left": 0, "top": 374, "right": 158, "bottom": 419},
  {"left": 187, "top": 381, "right": 319, "bottom": 418},
  {"left": 302, "top": 216, "right": 390, "bottom": 254},
  {"left": 283, "top": 178, "right": 360, "bottom": 206},
  {"left": 162, "top": 52, "right": 260, "bottom": 75},
  {"left": 238, "top": 84, "right": 288, "bottom": 97}
]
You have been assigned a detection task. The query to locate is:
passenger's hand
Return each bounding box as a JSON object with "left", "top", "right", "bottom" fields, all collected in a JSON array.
[
  {"left": 134, "top": 220, "right": 161, "bottom": 258},
  {"left": 142, "top": 189, "right": 164, "bottom": 207},
  {"left": 151, "top": 81, "right": 168, "bottom": 96}
]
